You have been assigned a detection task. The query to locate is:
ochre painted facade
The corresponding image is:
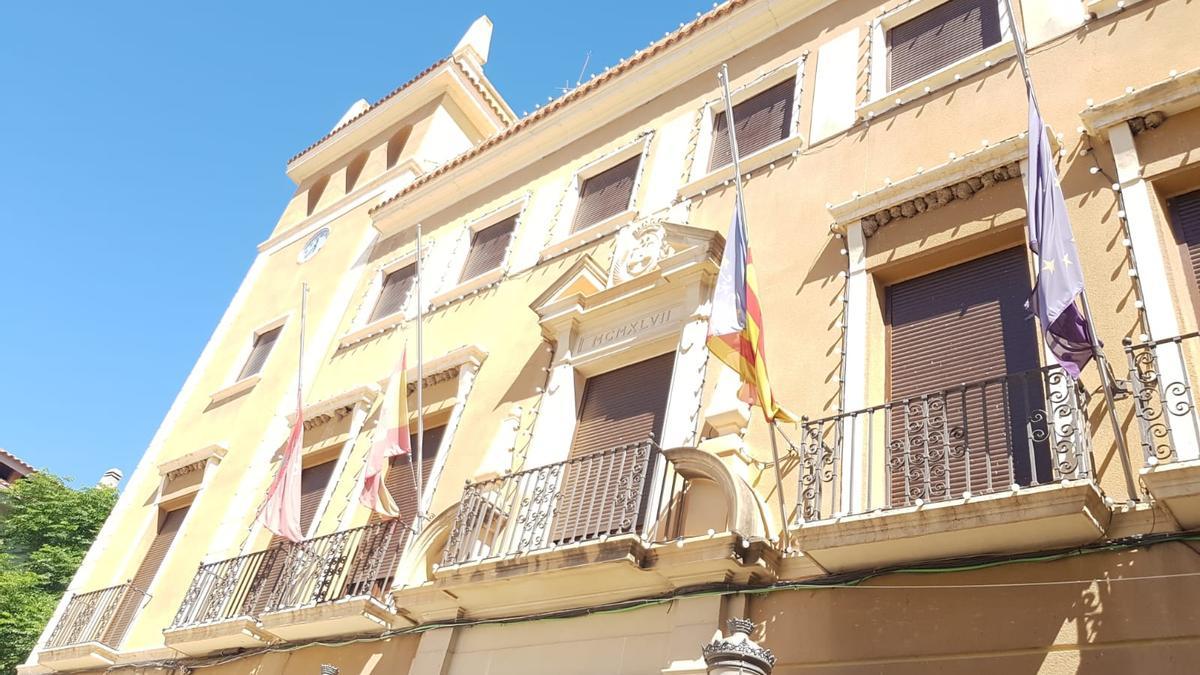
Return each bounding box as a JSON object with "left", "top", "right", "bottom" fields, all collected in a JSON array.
[{"left": 23, "top": 0, "right": 1200, "bottom": 673}]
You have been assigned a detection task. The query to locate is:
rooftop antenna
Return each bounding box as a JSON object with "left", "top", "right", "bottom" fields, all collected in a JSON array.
[{"left": 558, "top": 51, "right": 592, "bottom": 93}]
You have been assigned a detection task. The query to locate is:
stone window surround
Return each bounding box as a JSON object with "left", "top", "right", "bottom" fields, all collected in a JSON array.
[
  {"left": 861, "top": 0, "right": 1016, "bottom": 119},
  {"left": 680, "top": 56, "right": 807, "bottom": 200},
  {"left": 540, "top": 133, "right": 654, "bottom": 262},
  {"left": 525, "top": 244, "right": 716, "bottom": 473},
  {"left": 339, "top": 247, "right": 424, "bottom": 348},
  {"left": 209, "top": 313, "right": 290, "bottom": 405},
  {"left": 429, "top": 196, "right": 529, "bottom": 309}
]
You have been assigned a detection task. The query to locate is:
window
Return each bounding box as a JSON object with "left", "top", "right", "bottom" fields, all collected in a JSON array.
[
  {"left": 572, "top": 155, "right": 641, "bottom": 233},
  {"left": 370, "top": 265, "right": 416, "bottom": 322},
  {"left": 103, "top": 505, "right": 191, "bottom": 645},
  {"left": 886, "top": 247, "right": 1044, "bottom": 504},
  {"left": 1167, "top": 189, "right": 1200, "bottom": 317},
  {"left": 238, "top": 326, "right": 282, "bottom": 380},
  {"left": 460, "top": 216, "right": 516, "bottom": 283},
  {"left": 887, "top": 0, "right": 1001, "bottom": 91},
  {"left": 553, "top": 353, "right": 675, "bottom": 543},
  {"left": 708, "top": 77, "right": 796, "bottom": 172}
]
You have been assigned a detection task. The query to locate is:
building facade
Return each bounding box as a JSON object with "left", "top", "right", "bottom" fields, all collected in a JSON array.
[{"left": 22, "top": 0, "right": 1200, "bottom": 672}]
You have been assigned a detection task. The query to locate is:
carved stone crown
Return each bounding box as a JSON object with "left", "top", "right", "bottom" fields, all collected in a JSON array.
[{"left": 701, "top": 617, "right": 776, "bottom": 674}]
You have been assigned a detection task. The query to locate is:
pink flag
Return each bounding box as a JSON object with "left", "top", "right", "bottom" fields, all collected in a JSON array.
[
  {"left": 360, "top": 349, "right": 412, "bottom": 518},
  {"left": 259, "top": 389, "right": 305, "bottom": 542}
]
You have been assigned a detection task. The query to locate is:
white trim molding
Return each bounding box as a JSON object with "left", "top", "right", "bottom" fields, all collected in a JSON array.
[{"left": 1079, "top": 67, "right": 1200, "bottom": 137}]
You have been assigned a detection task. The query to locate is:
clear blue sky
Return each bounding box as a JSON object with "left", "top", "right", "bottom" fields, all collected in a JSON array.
[{"left": 0, "top": 1, "right": 713, "bottom": 487}]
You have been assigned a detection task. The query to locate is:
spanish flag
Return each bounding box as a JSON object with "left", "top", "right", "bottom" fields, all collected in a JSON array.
[
  {"left": 360, "top": 349, "right": 412, "bottom": 517},
  {"left": 707, "top": 196, "right": 794, "bottom": 423}
]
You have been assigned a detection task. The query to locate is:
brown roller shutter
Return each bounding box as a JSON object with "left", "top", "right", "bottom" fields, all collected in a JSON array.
[
  {"left": 1168, "top": 189, "right": 1200, "bottom": 315},
  {"left": 887, "top": 247, "right": 1043, "bottom": 505},
  {"left": 352, "top": 426, "right": 445, "bottom": 597},
  {"left": 572, "top": 155, "right": 641, "bottom": 233},
  {"left": 238, "top": 326, "right": 282, "bottom": 380},
  {"left": 247, "top": 460, "right": 335, "bottom": 613},
  {"left": 887, "top": 0, "right": 1002, "bottom": 91},
  {"left": 103, "top": 506, "right": 190, "bottom": 646},
  {"left": 708, "top": 78, "right": 795, "bottom": 172},
  {"left": 370, "top": 266, "right": 416, "bottom": 322},
  {"left": 552, "top": 352, "right": 675, "bottom": 543},
  {"left": 460, "top": 217, "right": 516, "bottom": 282}
]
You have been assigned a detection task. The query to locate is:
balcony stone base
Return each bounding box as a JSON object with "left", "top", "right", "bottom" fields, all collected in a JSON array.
[
  {"left": 37, "top": 642, "right": 118, "bottom": 671},
  {"left": 163, "top": 617, "right": 276, "bottom": 656},
  {"left": 1141, "top": 459, "right": 1200, "bottom": 528},
  {"left": 259, "top": 597, "right": 399, "bottom": 642},
  {"left": 788, "top": 480, "right": 1110, "bottom": 574},
  {"left": 395, "top": 533, "right": 764, "bottom": 622}
]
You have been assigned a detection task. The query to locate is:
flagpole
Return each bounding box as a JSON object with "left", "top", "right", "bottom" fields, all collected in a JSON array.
[
  {"left": 1001, "top": 0, "right": 1137, "bottom": 498},
  {"left": 299, "top": 282, "right": 307, "bottom": 407},
  {"left": 414, "top": 224, "right": 426, "bottom": 532},
  {"left": 719, "top": 63, "right": 793, "bottom": 547}
]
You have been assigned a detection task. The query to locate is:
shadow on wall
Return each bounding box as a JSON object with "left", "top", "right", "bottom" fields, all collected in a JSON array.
[{"left": 749, "top": 543, "right": 1200, "bottom": 673}]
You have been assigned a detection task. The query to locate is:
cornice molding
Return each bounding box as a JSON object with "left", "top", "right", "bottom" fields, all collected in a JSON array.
[{"left": 1079, "top": 67, "right": 1200, "bottom": 136}]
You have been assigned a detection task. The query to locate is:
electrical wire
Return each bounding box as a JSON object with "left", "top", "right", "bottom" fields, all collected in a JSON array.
[{"left": 104, "top": 529, "right": 1200, "bottom": 672}]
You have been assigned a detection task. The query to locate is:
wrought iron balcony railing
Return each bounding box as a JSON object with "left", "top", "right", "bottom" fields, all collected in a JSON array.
[
  {"left": 441, "top": 441, "right": 688, "bottom": 567},
  {"left": 796, "top": 365, "right": 1092, "bottom": 522},
  {"left": 1123, "top": 332, "right": 1200, "bottom": 465},
  {"left": 171, "top": 520, "right": 405, "bottom": 630},
  {"left": 44, "top": 582, "right": 146, "bottom": 650}
]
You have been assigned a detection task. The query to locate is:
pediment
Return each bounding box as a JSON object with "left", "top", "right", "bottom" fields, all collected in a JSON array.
[{"left": 529, "top": 254, "right": 610, "bottom": 314}]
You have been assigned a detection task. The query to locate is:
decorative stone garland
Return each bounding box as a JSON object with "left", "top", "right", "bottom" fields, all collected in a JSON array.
[{"left": 859, "top": 161, "right": 1022, "bottom": 237}]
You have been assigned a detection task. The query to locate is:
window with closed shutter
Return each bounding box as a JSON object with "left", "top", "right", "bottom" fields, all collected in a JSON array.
[
  {"left": 887, "top": 247, "right": 1045, "bottom": 506},
  {"left": 348, "top": 426, "right": 446, "bottom": 597},
  {"left": 103, "top": 506, "right": 190, "bottom": 646},
  {"left": 246, "top": 460, "right": 336, "bottom": 614},
  {"left": 572, "top": 155, "right": 641, "bottom": 233},
  {"left": 551, "top": 352, "right": 675, "bottom": 543},
  {"left": 887, "top": 0, "right": 1002, "bottom": 91},
  {"left": 708, "top": 78, "right": 795, "bottom": 172},
  {"left": 238, "top": 326, "right": 282, "bottom": 380},
  {"left": 460, "top": 217, "right": 516, "bottom": 283},
  {"left": 370, "top": 265, "right": 416, "bottom": 322},
  {"left": 1168, "top": 189, "right": 1200, "bottom": 315}
]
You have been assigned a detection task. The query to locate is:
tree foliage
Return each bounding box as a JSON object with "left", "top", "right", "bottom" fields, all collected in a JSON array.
[{"left": 0, "top": 472, "right": 118, "bottom": 674}]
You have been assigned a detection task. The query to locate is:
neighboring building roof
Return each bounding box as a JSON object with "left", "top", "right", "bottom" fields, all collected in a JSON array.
[
  {"left": 369, "top": 0, "right": 750, "bottom": 216},
  {"left": 0, "top": 447, "right": 34, "bottom": 487}
]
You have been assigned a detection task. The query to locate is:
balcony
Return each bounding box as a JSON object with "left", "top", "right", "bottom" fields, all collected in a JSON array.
[
  {"left": 398, "top": 441, "right": 756, "bottom": 621},
  {"left": 1124, "top": 333, "right": 1200, "bottom": 526},
  {"left": 165, "top": 520, "right": 407, "bottom": 654},
  {"left": 791, "top": 365, "right": 1109, "bottom": 573},
  {"left": 38, "top": 583, "right": 145, "bottom": 670}
]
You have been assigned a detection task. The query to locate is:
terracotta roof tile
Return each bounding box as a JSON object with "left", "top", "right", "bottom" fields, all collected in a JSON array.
[
  {"left": 369, "top": 0, "right": 749, "bottom": 216},
  {"left": 0, "top": 447, "right": 34, "bottom": 475}
]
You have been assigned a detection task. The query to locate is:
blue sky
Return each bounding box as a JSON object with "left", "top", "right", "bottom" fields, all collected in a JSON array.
[{"left": 0, "top": 1, "right": 714, "bottom": 487}]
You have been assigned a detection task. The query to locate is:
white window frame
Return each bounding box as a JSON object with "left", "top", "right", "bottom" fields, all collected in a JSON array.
[
  {"left": 210, "top": 314, "right": 289, "bottom": 404},
  {"left": 541, "top": 134, "right": 653, "bottom": 261},
  {"left": 340, "top": 248, "right": 422, "bottom": 347},
  {"left": 679, "top": 57, "right": 807, "bottom": 200},
  {"left": 861, "top": 0, "right": 1016, "bottom": 118},
  {"left": 430, "top": 196, "right": 528, "bottom": 308}
]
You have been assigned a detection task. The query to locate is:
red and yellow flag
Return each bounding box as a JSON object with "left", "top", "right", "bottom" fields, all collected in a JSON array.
[
  {"left": 707, "top": 196, "right": 794, "bottom": 423},
  {"left": 360, "top": 349, "right": 412, "bottom": 518}
]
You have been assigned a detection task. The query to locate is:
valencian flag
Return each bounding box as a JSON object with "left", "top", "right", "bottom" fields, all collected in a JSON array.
[
  {"left": 259, "top": 369, "right": 305, "bottom": 542},
  {"left": 1024, "top": 89, "right": 1095, "bottom": 379},
  {"left": 707, "top": 195, "right": 795, "bottom": 423},
  {"left": 360, "top": 349, "right": 412, "bottom": 518}
]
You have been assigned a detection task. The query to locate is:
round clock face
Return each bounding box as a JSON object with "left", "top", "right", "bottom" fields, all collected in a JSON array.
[{"left": 298, "top": 227, "right": 330, "bottom": 263}]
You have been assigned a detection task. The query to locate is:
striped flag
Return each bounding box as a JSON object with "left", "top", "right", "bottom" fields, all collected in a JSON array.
[
  {"left": 360, "top": 349, "right": 412, "bottom": 518},
  {"left": 259, "top": 381, "right": 305, "bottom": 542},
  {"left": 707, "top": 196, "right": 795, "bottom": 423}
]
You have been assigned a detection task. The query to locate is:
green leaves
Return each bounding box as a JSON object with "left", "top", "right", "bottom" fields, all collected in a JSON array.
[{"left": 0, "top": 472, "right": 118, "bottom": 674}]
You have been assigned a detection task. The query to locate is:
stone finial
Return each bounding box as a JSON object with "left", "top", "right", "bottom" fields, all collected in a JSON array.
[
  {"left": 453, "top": 15, "right": 494, "bottom": 66},
  {"left": 98, "top": 468, "right": 123, "bottom": 489},
  {"left": 702, "top": 618, "right": 776, "bottom": 675}
]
